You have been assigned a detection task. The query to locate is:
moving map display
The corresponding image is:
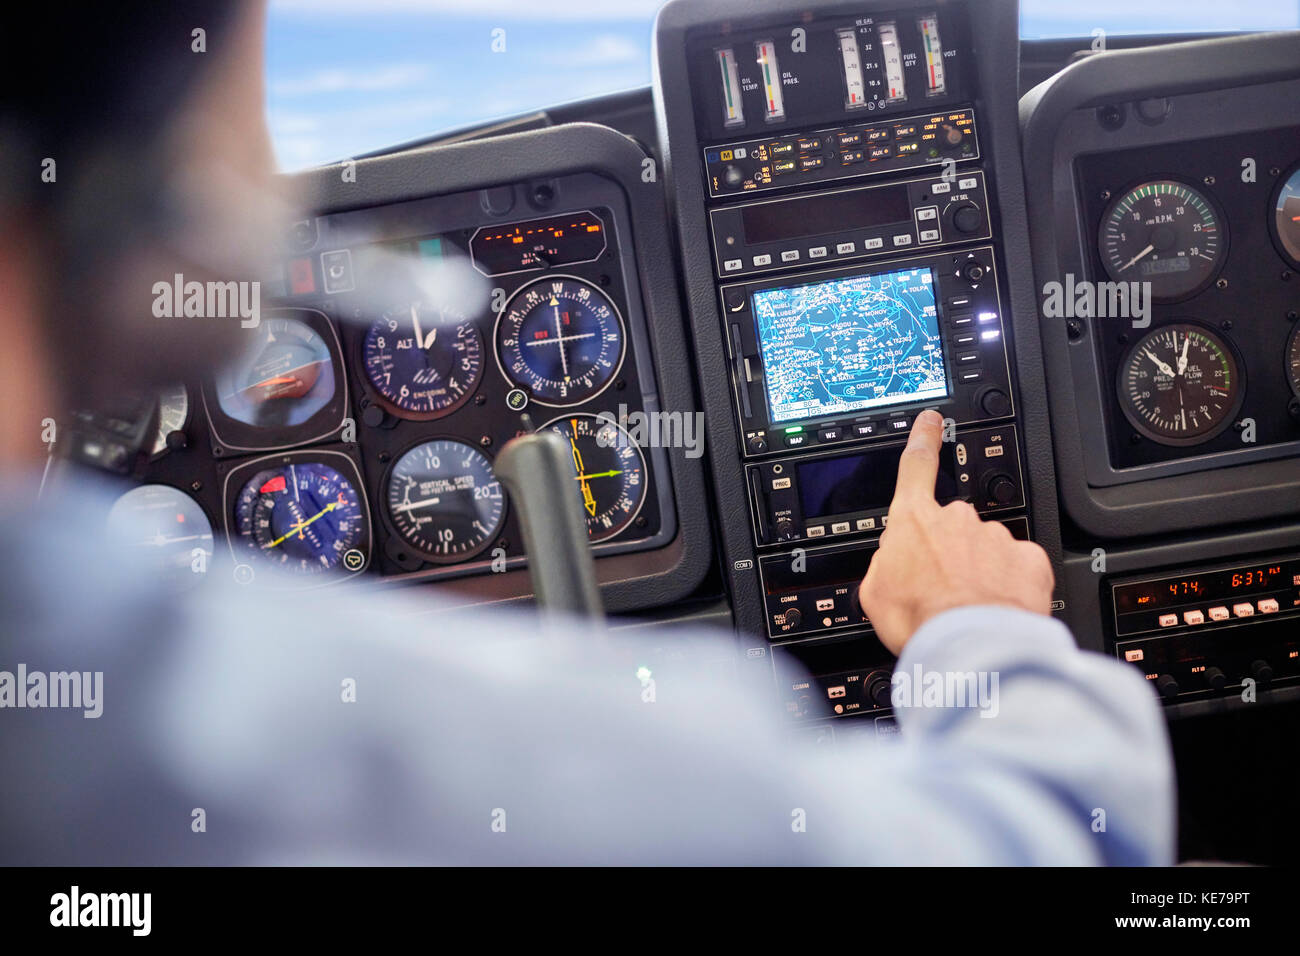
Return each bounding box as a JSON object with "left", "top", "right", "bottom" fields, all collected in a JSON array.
[{"left": 752, "top": 266, "right": 948, "bottom": 424}]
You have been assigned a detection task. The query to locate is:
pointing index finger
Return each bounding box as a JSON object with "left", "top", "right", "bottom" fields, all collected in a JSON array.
[{"left": 890, "top": 409, "right": 945, "bottom": 512}]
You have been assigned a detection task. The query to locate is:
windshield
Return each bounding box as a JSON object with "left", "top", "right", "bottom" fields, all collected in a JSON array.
[{"left": 267, "top": 0, "right": 1300, "bottom": 170}]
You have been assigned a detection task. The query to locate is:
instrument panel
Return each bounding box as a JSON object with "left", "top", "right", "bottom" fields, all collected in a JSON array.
[
  {"left": 118, "top": 172, "right": 680, "bottom": 591},
  {"left": 1076, "top": 125, "right": 1300, "bottom": 470}
]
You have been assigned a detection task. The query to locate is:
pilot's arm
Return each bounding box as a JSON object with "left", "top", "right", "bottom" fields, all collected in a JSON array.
[
  {"left": 837, "top": 409, "right": 1175, "bottom": 864},
  {"left": 7, "top": 415, "right": 1171, "bottom": 866}
]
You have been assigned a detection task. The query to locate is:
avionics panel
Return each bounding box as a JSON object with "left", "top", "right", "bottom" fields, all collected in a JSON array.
[
  {"left": 748, "top": 424, "right": 1025, "bottom": 546},
  {"left": 720, "top": 248, "right": 1014, "bottom": 456},
  {"left": 704, "top": 108, "right": 978, "bottom": 197},
  {"left": 710, "top": 169, "right": 991, "bottom": 276},
  {"left": 1109, "top": 553, "right": 1300, "bottom": 703}
]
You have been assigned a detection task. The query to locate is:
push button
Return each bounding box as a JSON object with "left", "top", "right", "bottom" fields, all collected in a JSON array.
[{"left": 817, "top": 426, "right": 843, "bottom": 441}]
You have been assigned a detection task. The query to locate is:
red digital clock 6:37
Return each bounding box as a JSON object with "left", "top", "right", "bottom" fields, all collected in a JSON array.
[{"left": 1230, "top": 567, "right": 1282, "bottom": 589}]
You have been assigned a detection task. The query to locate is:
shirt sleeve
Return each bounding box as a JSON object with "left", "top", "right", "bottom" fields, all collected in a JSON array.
[{"left": 834, "top": 605, "right": 1177, "bottom": 865}]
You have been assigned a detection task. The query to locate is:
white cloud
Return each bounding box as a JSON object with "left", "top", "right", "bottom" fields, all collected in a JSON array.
[
  {"left": 550, "top": 33, "right": 643, "bottom": 66},
  {"left": 272, "top": 63, "right": 431, "bottom": 96}
]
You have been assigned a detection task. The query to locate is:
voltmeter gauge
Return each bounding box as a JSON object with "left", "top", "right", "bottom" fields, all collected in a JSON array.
[
  {"left": 919, "top": 15, "right": 946, "bottom": 95},
  {"left": 837, "top": 28, "right": 867, "bottom": 110},
  {"left": 1117, "top": 323, "right": 1242, "bottom": 446},
  {"left": 755, "top": 39, "right": 785, "bottom": 122},
  {"left": 877, "top": 22, "right": 906, "bottom": 103},
  {"left": 1099, "top": 180, "right": 1226, "bottom": 302}
]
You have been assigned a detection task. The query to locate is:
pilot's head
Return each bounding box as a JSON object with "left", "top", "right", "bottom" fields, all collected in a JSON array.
[{"left": 0, "top": 1, "right": 276, "bottom": 461}]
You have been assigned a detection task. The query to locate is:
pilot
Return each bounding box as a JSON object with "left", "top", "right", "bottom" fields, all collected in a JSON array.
[{"left": 0, "top": 2, "right": 1173, "bottom": 865}]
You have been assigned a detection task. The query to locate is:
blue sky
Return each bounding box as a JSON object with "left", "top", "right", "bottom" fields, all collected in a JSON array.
[{"left": 265, "top": 0, "right": 1300, "bottom": 171}]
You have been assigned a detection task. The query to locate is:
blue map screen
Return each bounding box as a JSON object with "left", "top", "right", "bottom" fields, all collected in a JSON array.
[{"left": 752, "top": 266, "right": 948, "bottom": 425}]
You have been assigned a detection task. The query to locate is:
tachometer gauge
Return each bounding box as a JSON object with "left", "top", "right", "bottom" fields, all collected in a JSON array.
[
  {"left": 1117, "top": 324, "right": 1242, "bottom": 446},
  {"left": 216, "top": 314, "right": 336, "bottom": 428},
  {"left": 1099, "top": 180, "right": 1226, "bottom": 301},
  {"left": 1270, "top": 163, "right": 1300, "bottom": 269},
  {"left": 233, "top": 462, "right": 366, "bottom": 575},
  {"left": 386, "top": 439, "right": 505, "bottom": 563},
  {"left": 543, "top": 414, "right": 647, "bottom": 543},
  {"left": 495, "top": 276, "right": 625, "bottom": 406},
  {"left": 151, "top": 384, "right": 189, "bottom": 457},
  {"left": 363, "top": 302, "right": 483, "bottom": 419},
  {"left": 107, "top": 484, "right": 213, "bottom": 590}
]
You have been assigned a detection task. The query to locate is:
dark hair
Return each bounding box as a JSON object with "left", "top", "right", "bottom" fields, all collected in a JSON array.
[{"left": 1, "top": 2, "right": 248, "bottom": 408}]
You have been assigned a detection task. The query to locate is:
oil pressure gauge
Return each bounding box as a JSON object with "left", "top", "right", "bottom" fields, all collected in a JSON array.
[{"left": 1117, "top": 323, "right": 1242, "bottom": 446}]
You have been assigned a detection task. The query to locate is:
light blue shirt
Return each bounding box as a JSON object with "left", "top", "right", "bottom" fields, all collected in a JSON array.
[{"left": 0, "top": 476, "right": 1174, "bottom": 865}]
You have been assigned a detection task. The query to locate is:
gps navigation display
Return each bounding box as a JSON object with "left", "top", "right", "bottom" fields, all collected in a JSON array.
[{"left": 752, "top": 265, "right": 948, "bottom": 425}]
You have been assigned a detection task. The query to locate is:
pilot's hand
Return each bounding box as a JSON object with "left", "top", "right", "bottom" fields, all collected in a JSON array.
[{"left": 858, "top": 409, "right": 1054, "bottom": 657}]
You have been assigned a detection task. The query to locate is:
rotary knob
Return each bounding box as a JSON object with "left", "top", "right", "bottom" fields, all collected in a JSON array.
[
  {"left": 983, "top": 473, "right": 1018, "bottom": 507},
  {"left": 783, "top": 607, "right": 803, "bottom": 629},
  {"left": 1155, "top": 674, "right": 1180, "bottom": 700},
  {"left": 866, "top": 672, "right": 893, "bottom": 708},
  {"left": 1203, "top": 666, "right": 1227, "bottom": 693},
  {"left": 952, "top": 203, "right": 983, "bottom": 234}
]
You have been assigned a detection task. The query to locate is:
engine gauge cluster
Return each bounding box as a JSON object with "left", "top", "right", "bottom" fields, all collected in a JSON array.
[{"left": 1077, "top": 129, "right": 1300, "bottom": 472}]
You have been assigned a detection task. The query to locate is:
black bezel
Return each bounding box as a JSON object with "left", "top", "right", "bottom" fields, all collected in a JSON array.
[
  {"left": 1114, "top": 321, "right": 1245, "bottom": 448},
  {"left": 354, "top": 310, "right": 486, "bottom": 423},
  {"left": 202, "top": 307, "right": 349, "bottom": 455},
  {"left": 380, "top": 437, "right": 508, "bottom": 566},
  {"left": 492, "top": 274, "right": 628, "bottom": 408},
  {"left": 221, "top": 446, "right": 373, "bottom": 587},
  {"left": 1268, "top": 160, "right": 1300, "bottom": 271}
]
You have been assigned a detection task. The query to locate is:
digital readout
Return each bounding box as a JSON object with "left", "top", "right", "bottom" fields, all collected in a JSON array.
[{"left": 1114, "top": 561, "right": 1295, "bottom": 615}]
